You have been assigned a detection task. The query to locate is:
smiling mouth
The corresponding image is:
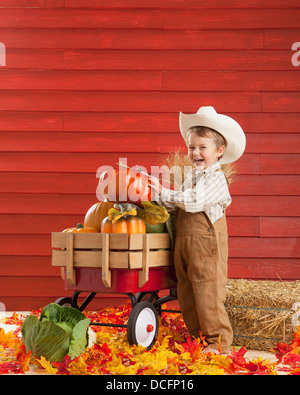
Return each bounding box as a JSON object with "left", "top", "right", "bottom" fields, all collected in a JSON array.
[{"left": 194, "top": 159, "right": 204, "bottom": 166}]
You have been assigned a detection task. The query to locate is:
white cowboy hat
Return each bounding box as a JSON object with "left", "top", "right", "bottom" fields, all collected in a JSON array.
[{"left": 179, "top": 106, "right": 246, "bottom": 164}]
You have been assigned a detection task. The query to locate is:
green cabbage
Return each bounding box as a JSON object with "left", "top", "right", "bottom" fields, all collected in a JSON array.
[{"left": 21, "top": 303, "right": 90, "bottom": 362}]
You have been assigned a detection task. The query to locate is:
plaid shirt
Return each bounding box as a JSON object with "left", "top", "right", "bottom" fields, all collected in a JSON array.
[{"left": 159, "top": 161, "right": 231, "bottom": 223}]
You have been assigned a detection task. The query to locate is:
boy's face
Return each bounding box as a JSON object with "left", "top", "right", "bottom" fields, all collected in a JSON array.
[{"left": 187, "top": 133, "right": 225, "bottom": 171}]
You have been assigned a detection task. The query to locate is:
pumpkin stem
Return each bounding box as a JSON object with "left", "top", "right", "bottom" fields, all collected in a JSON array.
[{"left": 76, "top": 223, "right": 84, "bottom": 229}]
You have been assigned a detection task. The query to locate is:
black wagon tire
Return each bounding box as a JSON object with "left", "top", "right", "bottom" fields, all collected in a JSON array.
[
  {"left": 127, "top": 301, "right": 159, "bottom": 349},
  {"left": 54, "top": 297, "right": 72, "bottom": 307}
]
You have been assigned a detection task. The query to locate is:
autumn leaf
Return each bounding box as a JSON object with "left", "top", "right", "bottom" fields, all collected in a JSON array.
[
  {"left": 68, "top": 357, "right": 88, "bottom": 375},
  {"left": 36, "top": 356, "right": 58, "bottom": 375},
  {"left": 108, "top": 207, "right": 137, "bottom": 223},
  {"left": 137, "top": 201, "right": 169, "bottom": 224},
  {"left": 0, "top": 328, "right": 16, "bottom": 348}
]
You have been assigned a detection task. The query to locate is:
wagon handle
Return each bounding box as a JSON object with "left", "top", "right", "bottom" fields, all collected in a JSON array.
[
  {"left": 101, "top": 233, "right": 111, "bottom": 288},
  {"left": 138, "top": 234, "right": 150, "bottom": 288}
]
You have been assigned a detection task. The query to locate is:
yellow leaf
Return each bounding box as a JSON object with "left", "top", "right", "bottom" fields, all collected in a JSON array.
[
  {"left": 68, "top": 357, "right": 88, "bottom": 375},
  {"left": 0, "top": 328, "right": 16, "bottom": 348},
  {"left": 138, "top": 201, "right": 169, "bottom": 224},
  {"left": 108, "top": 207, "right": 137, "bottom": 224},
  {"left": 36, "top": 356, "right": 58, "bottom": 375}
]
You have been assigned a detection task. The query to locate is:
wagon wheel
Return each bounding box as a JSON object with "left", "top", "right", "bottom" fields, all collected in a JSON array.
[
  {"left": 54, "top": 297, "right": 72, "bottom": 307},
  {"left": 127, "top": 301, "right": 159, "bottom": 349},
  {"left": 135, "top": 291, "right": 159, "bottom": 304}
]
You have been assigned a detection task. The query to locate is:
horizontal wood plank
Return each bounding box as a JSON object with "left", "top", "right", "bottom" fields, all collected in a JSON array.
[
  {"left": 229, "top": 237, "right": 300, "bottom": 259},
  {"left": 2, "top": 69, "right": 299, "bottom": 92},
  {"left": 163, "top": 9, "right": 300, "bottom": 30},
  {"left": 65, "top": 49, "right": 298, "bottom": 72},
  {"left": 0, "top": 70, "right": 162, "bottom": 91},
  {"left": 1, "top": 8, "right": 299, "bottom": 30},
  {"left": 0, "top": 9, "right": 163, "bottom": 29},
  {"left": 3, "top": 132, "right": 299, "bottom": 154},
  {"left": 162, "top": 71, "right": 300, "bottom": 92},
  {"left": 0, "top": 91, "right": 261, "bottom": 112},
  {"left": 64, "top": 0, "right": 300, "bottom": 9},
  {"left": 0, "top": 29, "right": 264, "bottom": 50},
  {"left": 227, "top": 196, "right": 300, "bottom": 217},
  {"left": 262, "top": 92, "right": 300, "bottom": 112},
  {"left": 2, "top": 111, "right": 299, "bottom": 133},
  {"left": 260, "top": 154, "right": 300, "bottom": 175},
  {"left": 228, "top": 258, "right": 300, "bottom": 280},
  {"left": 260, "top": 217, "right": 300, "bottom": 237}
]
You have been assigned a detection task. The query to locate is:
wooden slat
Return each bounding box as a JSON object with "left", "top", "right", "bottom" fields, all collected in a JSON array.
[
  {"left": 0, "top": 91, "right": 261, "bottom": 112},
  {"left": 1, "top": 111, "right": 300, "bottom": 134},
  {"left": 1, "top": 132, "right": 300, "bottom": 154},
  {"left": 138, "top": 234, "right": 150, "bottom": 287},
  {"left": 227, "top": 196, "right": 300, "bottom": 217},
  {"left": 64, "top": 0, "right": 300, "bottom": 9},
  {"left": 0, "top": 28, "right": 264, "bottom": 50},
  {"left": 0, "top": 70, "right": 162, "bottom": 91},
  {"left": 262, "top": 92, "right": 300, "bottom": 112},
  {"left": 52, "top": 232, "right": 129, "bottom": 250},
  {"left": 1, "top": 8, "right": 299, "bottom": 30},
  {"left": 66, "top": 233, "right": 76, "bottom": 287},
  {"left": 229, "top": 237, "right": 300, "bottom": 259},
  {"left": 51, "top": 232, "right": 170, "bottom": 250},
  {"left": 65, "top": 50, "right": 298, "bottom": 72},
  {"left": 264, "top": 30, "right": 300, "bottom": 50},
  {"left": 52, "top": 249, "right": 129, "bottom": 269},
  {"left": 228, "top": 258, "right": 300, "bottom": 280},
  {"left": 0, "top": 152, "right": 165, "bottom": 173},
  {"left": 101, "top": 233, "right": 111, "bottom": 288},
  {"left": 130, "top": 250, "right": 172, "bottom": 269},
  {"left": 51, "top": 249, "right": 172, "bottom": 269},
  {"left": 162, "top": 71, "right": 300, "bottom": 92},
  {"left": 0, "top": 9, "right": 163, "bottom": 29},
  {"left": 260, "top": 217, "right": 300, "bottom": 238},
  {"left": 261, "top": 154, "right": 300, "bottom": 175},
  {"left": 0, "top": 0, "right": 64, "bottom": 7},
  {"left": 163, "top": 9, "right": 300, "bottom": 30}
]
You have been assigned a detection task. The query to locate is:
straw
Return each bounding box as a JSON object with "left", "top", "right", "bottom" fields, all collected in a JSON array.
[{"left": 225, "top": 279, "right": 300, "bottom": 351}]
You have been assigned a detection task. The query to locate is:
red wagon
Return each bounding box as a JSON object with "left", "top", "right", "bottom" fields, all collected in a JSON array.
[{"left": 51, "top": 232, "right": 178, "bottom": 349}]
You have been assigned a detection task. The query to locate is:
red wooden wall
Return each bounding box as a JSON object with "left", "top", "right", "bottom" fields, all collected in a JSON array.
[{"left": 0, "top": 1, "right": 299, "bottom": 310}]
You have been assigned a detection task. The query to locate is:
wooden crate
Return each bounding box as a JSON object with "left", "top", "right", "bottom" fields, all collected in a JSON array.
[{"left": 51, "top": 232, "right": 173, "bottom": 289}]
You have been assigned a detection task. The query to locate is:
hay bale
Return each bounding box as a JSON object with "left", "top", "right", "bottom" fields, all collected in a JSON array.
[{"left": 225, "top": 279, "right": 300, "bottom": 351}]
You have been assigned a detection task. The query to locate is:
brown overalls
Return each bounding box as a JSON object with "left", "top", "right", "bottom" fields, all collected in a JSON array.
[{"left": 174, "top": 209, "right": 233, "bottom": 353}]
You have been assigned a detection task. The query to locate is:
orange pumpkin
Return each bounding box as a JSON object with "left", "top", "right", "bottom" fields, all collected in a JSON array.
[
  {"left": 97, "top": 167, "right": 153, "bottom": 204},
  {"left": 62, "top": 223, "right": 98, "bottom": 233},
  {"left": 101, "top": 216, "right": 146, "bottom": 234},
  {"left": 84, "top": 201, "right": 115, "bottom": 231}
]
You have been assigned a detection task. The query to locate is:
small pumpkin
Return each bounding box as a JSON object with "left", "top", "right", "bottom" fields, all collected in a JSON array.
[
  {"left": 101, "top": 216, "right": 146, "bottom": 234},
  {"left": 62, "top": 223, "right": 98, "bottom": 233},
  {"left": 84, "top": 201, "right": 115, "bottom": 231}
]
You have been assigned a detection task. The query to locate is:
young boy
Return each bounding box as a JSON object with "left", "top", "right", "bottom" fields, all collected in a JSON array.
[{"left": 148, "top": 106, "right": 246, "bottom": 354}]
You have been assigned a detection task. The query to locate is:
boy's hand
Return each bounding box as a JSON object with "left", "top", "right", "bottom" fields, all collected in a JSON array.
[{"left": 147, "top": 174, "right": 163, "bottom": 196}]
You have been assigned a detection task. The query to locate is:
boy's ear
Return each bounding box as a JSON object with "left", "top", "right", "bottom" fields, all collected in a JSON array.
[{"left": 217, "top": 145, "right": 225, "bottom": 158}]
